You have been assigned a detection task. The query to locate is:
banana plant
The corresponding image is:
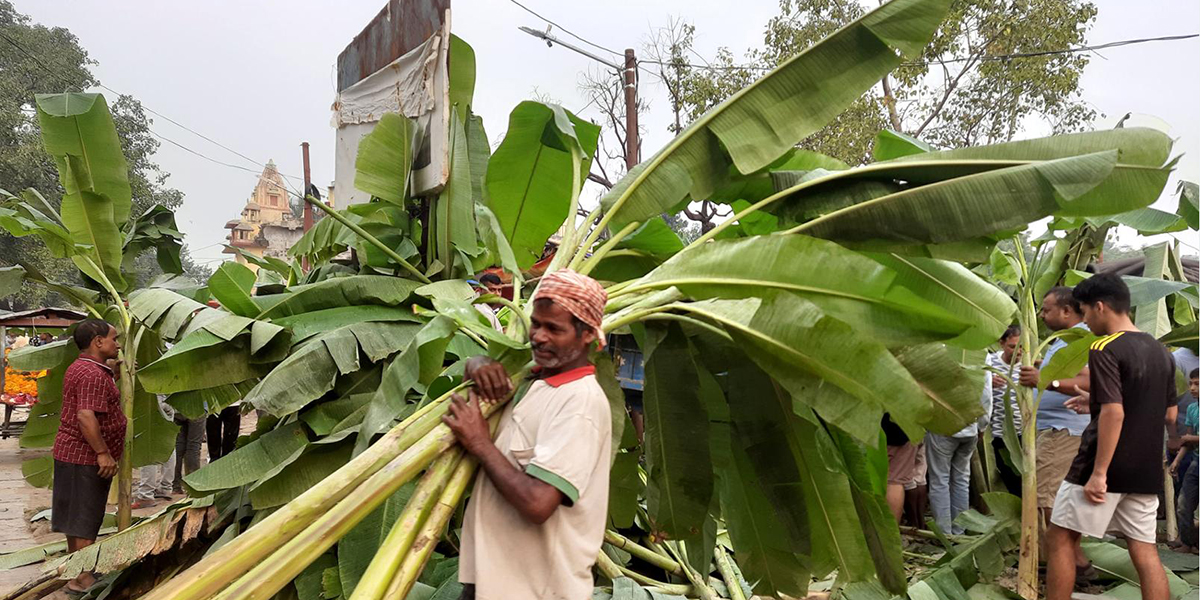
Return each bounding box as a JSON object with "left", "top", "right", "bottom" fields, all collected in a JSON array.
[
  {"left": 6, "top": 0, "right": 1182, "bottom": 597},
  {"left": 0, "top": 92, "right": 185, "bottom": 531}
]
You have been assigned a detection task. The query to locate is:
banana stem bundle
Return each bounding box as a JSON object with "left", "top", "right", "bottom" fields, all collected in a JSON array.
[{"left": 143, "top": 380, "right": 515, "bottom": 600}]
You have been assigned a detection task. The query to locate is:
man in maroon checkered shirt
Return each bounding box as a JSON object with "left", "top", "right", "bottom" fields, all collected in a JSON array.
[{"left": 51, "top": 319, "right": 125, "bottom": 594}]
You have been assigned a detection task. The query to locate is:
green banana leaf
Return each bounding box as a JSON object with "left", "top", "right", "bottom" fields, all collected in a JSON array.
[
  {"left": 873, "top": 129, "right": 932, "bottom": 161},
  {"left": 253, "top": 275, "right": 423, "bottom": 319},
  {"left": 1177, "top": 180, "right": 1198, "bottom": 230},
  {"left": 355, "top": 112, "right": 416, "bottom": 206},
  {"left": 244, "top": 321, "right": 421, "bottom": 416},
  {"left": 249, "top": 440, "right": 355, "bottom": 510},
  {"left": 677, "top": 296, "right": 982, "bottom": 442},
  {"left": 621, "top": 235, "right": 987, "bottom": 349},
  {"left": 868, "top": 253, "right": 1017, "bottom": 348},
  {"left": 167, "top": 381, "right": 257, "bottom": 420},
  {"left": 886, "top": 127, "right": 1174, "bottom": 217},
  {"left": 339, "top": 482, "right": 418, "bottom": 595},
  {"left": 36, "top": 93, "right": 132, "bottom": 289},
  {"left": 271, "top": 305, "right": 420, "bottom": 342},
  {"left": 449, "top": 35, "right": 476, "bottom": 116},
  {"left": 598, "top": 0, "right": 950, "bottom": 231},
  {"left": 1160, "top": 321, "right": 1198, "bottom": 348},
  {"left": 122, "top": 204, "right": 184, "bottom": 275},
  {"left": 130, "top": 386, "right": 181, "bottom": 467},
  {"left": 139, "top": 329, "right": 263, "bottom": 393},
  {"left": 791, "top": 151, "right": 1121, "bottom": 243},
  {"left": 641, "top": 324, "right": 713, "bottom": 542},
  {"left": 8, "top": 339, "right": 75, "bottom": 371},
  {"left": 353, "top": 316, "right": 456, "bottom": 455},
  {"left": 183, "top": 421, "right": 309, "bottom": 493},
  {"left": 706, "top": 148, "right": 849, "bottom": 207},
  {"left": 0, "top": 189, "right": 79, "bottom": 258},
  {"left": 208, "top": 262, "right": 260, "bottom": 317},
  {"left": 433, "top": 112, "right": 481, "bottom": 275},
  {"left": 1124, "top": 275, "right": 1195, "bottom": 307},
  {"left": 485, "top": 101, "right": 600, "bottom": 268},
  {"left": 1135, "top": 243, "right": 1173, "bottom": 338},
  {"left": 721, "top": 433, "right": 810, "bottom": 597},
  {"left": 1101, "top": 207, "right": 1188, "bottom": 234}
]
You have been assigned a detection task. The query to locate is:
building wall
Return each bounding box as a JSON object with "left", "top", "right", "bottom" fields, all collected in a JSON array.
[{"left": 260, "top": 221, "right": 304, "bottom": 261}]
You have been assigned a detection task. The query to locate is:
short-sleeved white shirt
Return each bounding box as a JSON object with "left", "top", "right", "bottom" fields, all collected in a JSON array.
[{"left": 459, "top": 366, "right": 612, "bottom": 600}]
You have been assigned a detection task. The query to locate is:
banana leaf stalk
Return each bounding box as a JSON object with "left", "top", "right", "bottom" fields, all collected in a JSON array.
[
  {"left": 350, "top": 449, "right": 466, "bottom": 600},
  {"left": 211, "top": 402, "right": 508, "bottom": 600},
  {"left": 140, "top": 389, "right": 459, "bottom": 600},
  {"left": 595, "top": 551, "right": 694, "bottom": 597},
  {"left": 384, "top": 450, "right": 484, "bottom": 599},
  {"left": 603, "top": 530, "right": 683, "bottom": 575},
  {"left": 713, "top": 547, "right": 747, "bottom": 600}
]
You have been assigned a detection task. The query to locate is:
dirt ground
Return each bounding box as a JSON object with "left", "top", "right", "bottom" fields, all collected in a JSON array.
[{"left": 0, "top": 408, "right": 258, "bottom": 596}]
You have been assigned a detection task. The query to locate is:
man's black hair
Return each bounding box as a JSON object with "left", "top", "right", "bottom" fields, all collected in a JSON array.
[
  {"left": 74, "top": 319, "right": 113, "bottom": 350},
  {"left": 1072, "top": 273, "right": 1131, "bottom": 314},
  {"left": 1044, "top": 286, "right": 1082, "bottom": 315},
  {"left": 533, "top": 297, "right": 588, "bottom": 337},
  {"left": 479, "top": 273, "right": 502, "bottom": 286},
  {"left": 1190, "top": 368, "right": 1198, "bottom": 380},
  {"left": 1000, "top": 324, "right": 1021, "bottom": 342}
]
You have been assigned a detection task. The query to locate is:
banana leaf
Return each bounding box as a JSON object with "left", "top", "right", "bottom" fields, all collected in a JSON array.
[
  {"left": 485, "top": 101, "right": 599, "bottom": 268},
  {"left": 619, "top": 235, "right": 987, "bottom": 348},
  {"left": 873, "top": 129, "right": 932, "bottom": 161},
  {"left": 122, "top": 204, "right": 184, "bottom": 275},
  {"left": 208, "top": 262, "right": 260, "bottom": 317},
  {"left": 355, "top": 112, "right": 416, "bottom": 206},
  {"left": 1177, "top": 180, "right": 1198, "bottom": 230},
  {"left": 598, "top": 0, "right": 950, "bottom": 230},
  {"left": 1135, "top": 243, "right": 1172, "bottom": 338},
  {"left": 243, "top": 321, "right": 421, "bottom": 416},
  {"left": 183, "top": 421, "right": 309, "bottom": 493},
  {"left": 253, "top": 275, "right": 424, "bottom": 319},
  {"left": 641, "top": 324, "right": 713, "bottom": 541},
  {"left": 36, "top": 93, "right": 132, "bottom": 289}
]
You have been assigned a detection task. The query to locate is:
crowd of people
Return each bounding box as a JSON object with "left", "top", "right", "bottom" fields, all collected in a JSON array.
[{"left": 886, "top": 273, "right": 1197, "bottom": 599}]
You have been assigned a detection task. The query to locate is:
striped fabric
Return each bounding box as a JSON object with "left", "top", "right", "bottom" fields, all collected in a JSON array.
[{"left": 533, "top": 269, "right": 608, "bottom": 348}]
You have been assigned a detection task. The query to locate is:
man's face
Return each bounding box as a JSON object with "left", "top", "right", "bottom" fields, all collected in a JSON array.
[
  {"left": 1040, "top": 293, "right": 1071, "bottom": 331},
  {"left": 1079, "top": 302, "right": 1109, "bottom": 336},
  {"left": 485, "top": 282, "right": 503, "bottom": 296},
  {"left": 529, "top": 300, "right": 595, "bottom": 370},
  {"left": 1189, "top": 376, "right": 1198, "bottom": 399},
  {"left": 1000, "top": 335, "right": 1020, "bottom": 363},
  {"left": 93, "top": 326, "right": 121, "bottom": 361}
]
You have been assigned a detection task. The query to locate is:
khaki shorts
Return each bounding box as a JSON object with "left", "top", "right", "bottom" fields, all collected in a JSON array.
[
  {"left": 887, "top": 443, "right": 919, "bottom": 487},
  {"left": 1036, "top": 429, "right": 1081, "bottom": 508},
  {"left": 1050, "top": 481, "right": 1158, "bottom": 543}
]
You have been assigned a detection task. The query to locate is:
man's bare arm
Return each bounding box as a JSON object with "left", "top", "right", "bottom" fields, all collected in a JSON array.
[
  {"left": 443, "top": 394, "right": 562, "bottom": 524},
  {"left": 1083, "top": 403, "right": 1124, "bottom": 503},
  {"left": 471, "top": 439, "right": 563, "bottom": 524}
]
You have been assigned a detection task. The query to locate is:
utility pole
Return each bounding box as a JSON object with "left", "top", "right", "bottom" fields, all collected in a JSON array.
[
  {"left": 623, "top": 49, "right": 638, "bottom": 170},
  {"left": 517, "top": 27, "right": 639, "bottom": 170},
  {"left": 301, "top": 141, "right": 313, "bottom": 271}
]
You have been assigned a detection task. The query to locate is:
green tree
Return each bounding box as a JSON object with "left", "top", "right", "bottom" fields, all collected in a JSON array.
[
  {"left": 651, "top": 0, "right": 1098, "bottom": 166},
  {"left": 0, "top": 0, "right": 194, "bottom": 309}
]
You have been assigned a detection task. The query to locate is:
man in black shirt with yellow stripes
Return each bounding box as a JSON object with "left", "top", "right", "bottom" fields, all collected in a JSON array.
[{"left": 1045, "top": 273, "right": 1177, "bottom": 600}]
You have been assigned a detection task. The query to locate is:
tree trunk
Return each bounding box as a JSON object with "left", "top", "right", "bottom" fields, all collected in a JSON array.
[{"left": 116, "top": 332, "right": 136, "bottom": 530}]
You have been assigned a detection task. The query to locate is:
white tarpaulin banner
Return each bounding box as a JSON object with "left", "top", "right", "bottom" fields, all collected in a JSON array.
[{"left": 331, "top": 19, "right": 450, "bottom": 207}]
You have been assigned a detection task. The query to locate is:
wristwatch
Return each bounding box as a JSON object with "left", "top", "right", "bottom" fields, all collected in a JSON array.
[{"left": 1051, "top": 379, "right": 1061, "bottom": 391}]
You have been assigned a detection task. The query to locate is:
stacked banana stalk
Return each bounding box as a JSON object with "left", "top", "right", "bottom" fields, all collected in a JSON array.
[{"left": 140, "top": 383, "right": 509, "bottom": 600}]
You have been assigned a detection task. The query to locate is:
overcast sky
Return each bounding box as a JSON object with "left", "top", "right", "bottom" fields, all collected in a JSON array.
[{"left": 16, "top": 0, "right": 1199, "bottom": 267}]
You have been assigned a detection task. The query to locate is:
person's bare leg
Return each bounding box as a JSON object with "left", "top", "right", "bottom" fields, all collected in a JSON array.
[
  {"left": 887, "top": 483, "right": 905, "bottom": 523},
  {"left": 1127, "top": 539, "right": 1169, "bottom": 600},
  {"left": 65, "top": 536, "right": 97, "bottom": 590},
  {"left": 1045, "top": 524, "right": 1080, "bottom": 600}
]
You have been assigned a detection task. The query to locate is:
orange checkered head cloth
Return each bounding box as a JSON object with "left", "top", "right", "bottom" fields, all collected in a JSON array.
[{"left": 532, "top": 269, "right": 608, "bottom": 349}]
